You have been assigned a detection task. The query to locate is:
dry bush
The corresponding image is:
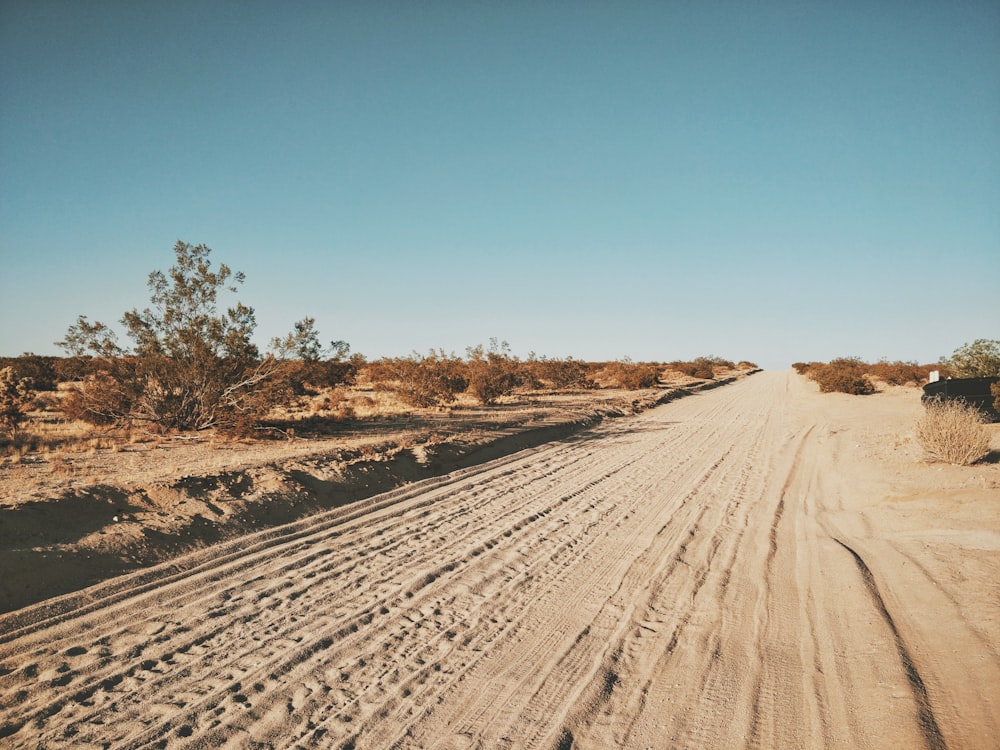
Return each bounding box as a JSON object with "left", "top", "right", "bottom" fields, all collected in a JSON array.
[
  {"left": 807, "top": 357, "right": 876, "bottom": 395},
  {"left": 916, "top": 399, "right": 991, "bottom": 465},
  {"left": 466, "top": 340, "right": 524, "bottom": 405},
  {"left": 333, "top": 403, "right": 356, "bottom": 421},
  {"left": 0, "top": 366, "right": 35, "bottom": 439},
  {"left": 526, "top": 356, "right": 596, "bottom": 390},
  {"left": 310, "top": 387, "right": 348, "bottom": 414},
  {"left": 800, "top": 357, "right": 940, "bottom": 393},
  {"left": 311, "top": 388, "right": 356, "bottom": 421},
  {"left": 993, "top": 381, "right": 1000, "bottom": 414},
  {"left": 368, "top": 352, "right": 468, "bottom": 408},
  {"left": 49, "top": 454, "right": 73, "bottom": 476},
  {"left": 669, "top": 357, "right": 729, "bottom": 380},
  {"left": 602, "top": 360, "right": 661, "bottom": 390},
  {"left": 867, "top": 360, "right": 935, "bottom": 386},
  {"left": 280, "top": 345, "right": 360, "bottom": 397},
  {"left": 0, "top": 354, "right": 59, "bottom": 391},
  {"left": 942, "top": 339, "right": 1000, "bottom": 378},
  {"left": 32, "top": 391, "right": 62, "bottom": 412},
  {"left": 54, "top": 355, "right": 99, "bottom": 383},
  {"left": 60, "top": 369, "right": 134, "bottom": 426}
]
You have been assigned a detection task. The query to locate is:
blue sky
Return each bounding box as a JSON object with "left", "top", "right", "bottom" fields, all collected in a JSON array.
[{"left": 2, "top": 1, "right": 998, "bottom": 369}]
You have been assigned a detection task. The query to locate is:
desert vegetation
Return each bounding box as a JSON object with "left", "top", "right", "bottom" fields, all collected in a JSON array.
[
  {"left": 0, "top": 243, "right": 757, "bottom": 461},
  {"left": 0, "top": 367, "right": 34, "bottom": 439},
  {"left": 365, "top": 350, "right": 469, "bottom": 408},
  {"left": 793, "top": 344, "right": 998, "bottom": 466},
  {"left": 0, "top": 351, "right": 759, "bottom": 463},
  {"left": 360, "top": 349, "right": 750, "bottom": 410},
  {"left": 915, "top": 398, "right": 992, "bottom": 465},
  {"left": 940, "top": 338, "right": 1000, "bottom": 378},
  {"left": 463, "top": 339, "right": 526, "bottom": 405},
  {"left": 939, "top": 339, "right": 1000, "bottom": 414},
  {"left": 666, "top": 355, "right": 737, "bottom": 380},
  {"left": 2, "top": 351, "right": 756, "bottom": 454},
  {"left": 55, "top": 242, "right": 349, "bottom": 436},
  {"left": 794, "top": 341, "right": 999, "bottom": 408},
  {"left": 793, "top": 357, "right": 941, "bottom": 394}
]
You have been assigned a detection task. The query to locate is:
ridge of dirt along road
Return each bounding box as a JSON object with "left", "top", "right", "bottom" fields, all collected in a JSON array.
[{"left": 1, "top": 371, "right": 997, "bottom": 748}]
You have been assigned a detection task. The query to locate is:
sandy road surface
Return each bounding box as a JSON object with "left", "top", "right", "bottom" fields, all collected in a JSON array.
[{"left": 1, "top": 371, "right": 997, "bottom": 749}]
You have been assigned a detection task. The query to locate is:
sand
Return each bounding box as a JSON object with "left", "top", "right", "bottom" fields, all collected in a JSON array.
[{"left": 0, "top": 370, "right": 997, "bottom": 748}]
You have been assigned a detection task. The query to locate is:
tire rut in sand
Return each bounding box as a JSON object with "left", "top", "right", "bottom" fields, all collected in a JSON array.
[
  {"left": 833, "top": 539, "right": 947, "bottom": 750},
  {"left": 559, "top": 381, "right": 791, "bottom": 749},
  {"left": 1, "top": 428, "right": 662, "bottom": 748}
]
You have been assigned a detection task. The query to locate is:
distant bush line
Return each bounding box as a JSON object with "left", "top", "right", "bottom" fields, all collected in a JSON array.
[
  {"left": 1, "top": 351, "right": 756, "bottom": 424},
  {"left": 794, "top": 340, "right": 1000, "bottom": 400},
  {"left": 1, "top": 242, "right": 760, "bottom": 442},
  {"left": 792, "top": 358, "right": 941, "bottom": 395}
]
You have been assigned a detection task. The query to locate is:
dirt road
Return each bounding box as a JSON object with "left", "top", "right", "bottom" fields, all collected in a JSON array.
[{"left": 1, "top": 371, "right": 997, "bottom": 749}]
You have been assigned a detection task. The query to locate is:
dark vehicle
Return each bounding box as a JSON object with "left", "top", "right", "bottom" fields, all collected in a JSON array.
[{"left": 922, "top": 376, "right": 1000, "bottom": 422}]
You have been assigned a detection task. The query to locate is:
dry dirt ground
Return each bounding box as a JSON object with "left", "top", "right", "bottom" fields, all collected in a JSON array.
[
  {"left": 1, "top": 370, "right": 998, "bottom": 749},
  {"left": 0, "top": 380, "right": 726, "bottom": 614}
]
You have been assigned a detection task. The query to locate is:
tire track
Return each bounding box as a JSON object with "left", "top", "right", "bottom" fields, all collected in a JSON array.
[
  {"left": 559, "top": 377, "right": 792, "bottom": 749},
  {"left": 833, "top": 539, "right": 947, "bottom": 750},
  {"left": 1, "top": 424, "right": 667, "bottom": 747}
]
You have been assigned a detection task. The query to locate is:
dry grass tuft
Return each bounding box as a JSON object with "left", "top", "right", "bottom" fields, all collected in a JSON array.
[
  {"left": 915, "top": 399, "right": 991, "bottom": 465},
  {"left": 49, "top": 454, "right": 73, "bottom": 476}
]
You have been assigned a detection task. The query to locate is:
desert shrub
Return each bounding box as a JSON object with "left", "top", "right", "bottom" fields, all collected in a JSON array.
[
  {"left": 799, "top": 358, "right": 937, "bottom": 388},
  {"left": 60, "top": 367, "right": 134, "bottom": 427},
  {"left": 992, "top": 381, "right": 1000, "bottom": 414},
  {"left": 942, "top": 339, "right": 1000, "bottom": 378},
  {"left": 466, "top": 340, "right": 525, "bottom": 405},
  {"left": 666, "top": 360, "right": 691, "bottom": 377},
  {"left": 369, "top": 352, "right": 468, "bottom": 408},
  {"left": 0, "top": 366, "right": 35, "bottom": 439},
  {"left": 691, "top": 359, "right": 716, "bottom": 380},
  {"left": 603, "top": 359, "right": 661, "bottom": 389},
  {"left": 669, "top": 356, "right": 727, "bottom": 380},
  {"left": 314, "top": 353, "right": 364, "bottom": 389},
  {"left": 736, "top": 361, "right": 759, "bottom": 371},
  {"left": 527, "top": 356, "right": 596, "bottom": 390},
  {"left": 709, "top": 356, "right": 735, "bottom": 370},
  {"left": 53, "top": 356, "right": 101, "bottom": 383},
  {"left": 808, "top": 357, "right": 876, "bottom": 395},
  {"left": 868, "top": 360, "right": 931, "bottom": 386},
  {"left": 272, "top": 319, "right": 355, "bottom": 396},
  {"left": 31, "top": 391, "right": 62, "bottom": 412},
  {"left": 58, "top": 241, "right": 338, "bottom": 434},
  {"left": 0, "top": 354, "right": 59, "bottom": 391},
  {"left": 916, "top": 398, "right": 991, "bottom": 465}
]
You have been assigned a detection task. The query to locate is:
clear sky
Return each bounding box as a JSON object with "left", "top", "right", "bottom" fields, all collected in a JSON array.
[{"left": 2, "top": 1, "right": 998, "bottom": 369}]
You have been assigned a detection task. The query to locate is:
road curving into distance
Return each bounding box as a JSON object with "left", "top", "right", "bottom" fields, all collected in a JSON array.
[{"left": 1, "top": 370, "right": 996, "bottom": 749}]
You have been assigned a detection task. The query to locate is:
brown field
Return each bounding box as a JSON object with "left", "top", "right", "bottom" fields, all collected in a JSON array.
[{"left": 1, "top": 369, "right": 998, "bottom": 748}]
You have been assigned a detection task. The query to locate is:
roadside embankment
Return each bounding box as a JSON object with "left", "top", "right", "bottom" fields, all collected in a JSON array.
[{"left": 0, "top": 376, "right": 748, "bottom": 614}]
